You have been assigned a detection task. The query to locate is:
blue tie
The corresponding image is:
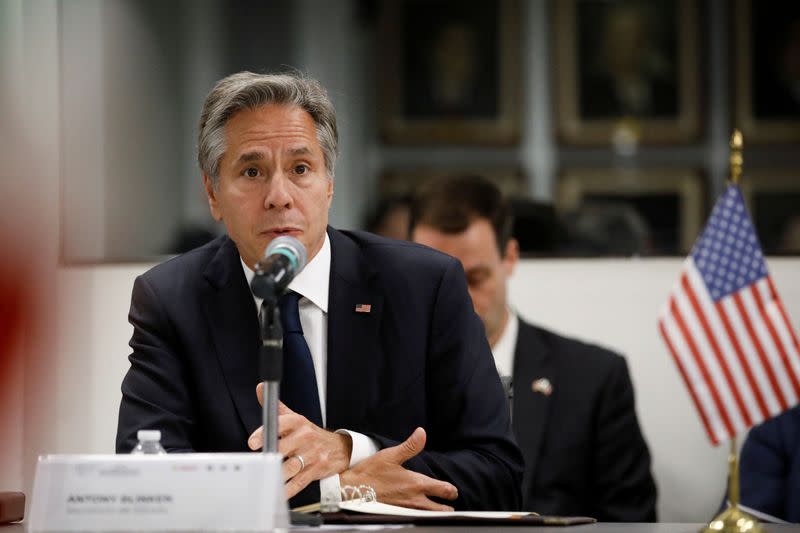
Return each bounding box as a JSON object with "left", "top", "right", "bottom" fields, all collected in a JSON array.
[{"left": 278, "top": 291, "right": 323, "bottom": 428}]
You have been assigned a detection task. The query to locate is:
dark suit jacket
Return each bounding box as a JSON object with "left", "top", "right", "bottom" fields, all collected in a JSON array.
[
  {"left": 116, "top": 228, "right": 523, "bottom": 511},
  {"left": 512, "top": 319, "right": 657, "bottom": 520},
  {"left": 740, "top": 404, "right": 800, "bottom": 523}
]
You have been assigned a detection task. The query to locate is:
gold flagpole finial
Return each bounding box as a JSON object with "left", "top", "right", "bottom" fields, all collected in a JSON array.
[{"left": 730, "top": 129, "right": 744, "bottom": 186}]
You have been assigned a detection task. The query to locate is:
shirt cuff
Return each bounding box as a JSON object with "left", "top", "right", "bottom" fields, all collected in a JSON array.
[
  {"left": 319, "top": 474, "right": 342, "bottom": 506},
  {"left": 335, "top": 429, "right": 379, "bottom": 467}
]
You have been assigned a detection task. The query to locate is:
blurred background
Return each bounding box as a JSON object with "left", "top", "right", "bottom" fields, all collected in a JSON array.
[{"left": 4, "top": 0, "right": 795, "bottom": 264}]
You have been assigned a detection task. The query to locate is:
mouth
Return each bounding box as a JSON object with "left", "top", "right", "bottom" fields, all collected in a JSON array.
[{"left": 262, "top": 227, "right": 302, "bottom": 238}]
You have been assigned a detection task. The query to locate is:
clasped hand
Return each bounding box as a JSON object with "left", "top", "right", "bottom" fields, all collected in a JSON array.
[
  {"left": 247, "top": 384, "right": 458, "bottom": 510},
  {"left": 248, "top": 383, "right": 351, "bottom": 498}
]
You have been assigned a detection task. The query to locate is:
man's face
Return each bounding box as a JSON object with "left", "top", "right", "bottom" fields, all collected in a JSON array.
[
  {"left": 204, "top": 104, "right": 333, "bottom": 269},
  {"left": 412, "top": 218, "right": 518, "bottom": 345}
]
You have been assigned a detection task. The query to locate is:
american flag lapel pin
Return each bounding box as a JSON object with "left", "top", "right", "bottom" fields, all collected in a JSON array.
[
  {"left": 531, "top": 378, "right": 553, "bottom": 396},
  {"left": 355, "top": 303, "right": 372, "bottom": 313}
]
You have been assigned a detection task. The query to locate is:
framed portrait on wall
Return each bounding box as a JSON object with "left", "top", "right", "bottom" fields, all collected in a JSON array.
[
  {"left": 740, "top": 170, "right": 800, "bottom": 255},
  {"left": 733, "top": 0, "right": 800, "bottom": 144},
  {"left": 378, "top": 0, "right": 521, "bottom": 145},
  {"left": 553, "top": 0, "right": 701, "bottom": 145},
  {"left": 555, "top": 167, "right": 705, "bottom": 255}
]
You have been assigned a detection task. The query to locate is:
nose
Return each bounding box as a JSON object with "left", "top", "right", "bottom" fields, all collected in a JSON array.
[{"left": 263, "top": 171, "right": 293, "bottom": 210}]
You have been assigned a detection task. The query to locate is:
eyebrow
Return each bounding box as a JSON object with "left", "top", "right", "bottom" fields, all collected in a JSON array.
[
  {"left": 287, "top": 147, "right": 312, "bottom": 156},
  {"left": 465, "top": 265, "right": 491, "bottom": 276},
  {"left": 234, "top": 147, "right": 312, "bottom": 165},
  {"left": 235, "top": 151, "right": 266, "bottom": 165}
]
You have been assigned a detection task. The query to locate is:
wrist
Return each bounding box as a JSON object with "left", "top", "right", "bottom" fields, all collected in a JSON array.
[
  {"left": 333, "top": 431, "right": 353, "bottom": 473},
  {"left": 339, "top": 462, "right": 368, "bottom": 489},
  {"left": 339, "top": 467, "right": 355, "bottom": 488}
]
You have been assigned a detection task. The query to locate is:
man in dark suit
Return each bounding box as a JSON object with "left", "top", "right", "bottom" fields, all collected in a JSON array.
[
  {"left": 411, "top": 175, "right": 657, "bottom": 521},
  {"left": 738, "top": 404, "right": 800, "bottom": 523},
  {"left": 116, "top": 72, "right": 523, "bottom": 512}
]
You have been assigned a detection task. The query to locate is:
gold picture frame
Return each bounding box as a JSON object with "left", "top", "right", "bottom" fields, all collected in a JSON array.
[
  {"left": 553, "top": 0, "right": 701, "bottom": 145},
  {"left": 378, "top": 0, "right": 522, "bottom": 145},
  {"left": 556, "top": 167, "right": 705, "bottom": 254},
  {"left": 733, "top": 0, "right": 800, "bottom": 144},
  {"left": 740, "top": 170, "right": 800, "bottom": 254}
]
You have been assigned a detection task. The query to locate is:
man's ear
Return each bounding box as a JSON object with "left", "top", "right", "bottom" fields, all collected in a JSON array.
[
  {"left": 326, "top": 176, "right": 334, "bottom": 208},
  {"left": 203, "top": 174, "right": 222, "bottom": 221},
  {"left": 503, "top": 238, "right": 520, "bottom": 277}
]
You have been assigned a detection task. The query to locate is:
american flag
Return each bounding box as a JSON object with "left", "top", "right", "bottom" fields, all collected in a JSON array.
[{"left": 658, "top": 185, "right": 800, "bottom": 445}]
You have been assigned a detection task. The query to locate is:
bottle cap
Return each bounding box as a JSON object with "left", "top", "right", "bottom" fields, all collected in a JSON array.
[{"left": 137, "top": 429, "right": 161, "bottom": 442}]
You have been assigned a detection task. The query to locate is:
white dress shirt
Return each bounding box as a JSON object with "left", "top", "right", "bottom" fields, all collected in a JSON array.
[
  {"left": 241, "top": 233, "right": 378, "bottom": 504},
  {"left": 491, "top": 308, "right": 519, "bottom": 378}
]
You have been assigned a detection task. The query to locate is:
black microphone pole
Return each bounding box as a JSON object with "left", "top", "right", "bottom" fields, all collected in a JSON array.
[{"left": 258, "top": 282, "right": 282, "bottom": 455}]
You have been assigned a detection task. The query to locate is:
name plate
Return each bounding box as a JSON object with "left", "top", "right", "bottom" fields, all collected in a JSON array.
[{"left": 29, "top": 453, "right": 288, "bottom": 532}]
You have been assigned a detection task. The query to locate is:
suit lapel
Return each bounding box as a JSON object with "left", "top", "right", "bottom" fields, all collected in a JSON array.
[
  {"left": 325, "top": 228, "right": 384, "bottom": 430},
  {"left": 513, "top": 320, "right": 556, "bottom": 487},
  {"left": 202, "top": 236, "right": 262, "bottom": 436}
]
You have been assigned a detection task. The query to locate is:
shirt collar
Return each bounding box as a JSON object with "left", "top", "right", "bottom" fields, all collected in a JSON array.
[
  {"left": 240, "top": 233, "right": 331, "bottom": 313},
  {"left": 491, "top": 308, "right": 519, "bottom": 376}
]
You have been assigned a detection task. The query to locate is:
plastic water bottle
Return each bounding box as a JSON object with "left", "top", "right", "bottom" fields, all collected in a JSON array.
[{"left": 130, "top": 429, "right": 167, "bottom": 455}]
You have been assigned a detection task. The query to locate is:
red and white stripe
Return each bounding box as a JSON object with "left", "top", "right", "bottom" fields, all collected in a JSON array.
[{"left": 658, "top": 258, "right": 800, "bottom": 445}]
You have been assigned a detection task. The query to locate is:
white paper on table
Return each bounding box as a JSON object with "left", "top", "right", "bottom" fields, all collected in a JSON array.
[{"left": 338, "top": 500, "right": 537, "bottom": 519}]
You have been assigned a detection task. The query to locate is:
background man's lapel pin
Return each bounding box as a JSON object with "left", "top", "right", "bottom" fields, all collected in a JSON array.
[
  {"left": 355, "top": 303, "right": 371, "bottom": 313},
  {"left": 531, "top": 378, "right": 553, "bottom": 396}
]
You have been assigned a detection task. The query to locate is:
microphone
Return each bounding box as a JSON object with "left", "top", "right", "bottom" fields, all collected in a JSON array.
[{"left": 250, "top": 236, "right": 307, "bottom": 301}]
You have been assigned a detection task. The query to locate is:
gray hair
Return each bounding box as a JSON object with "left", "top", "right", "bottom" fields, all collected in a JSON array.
[{"left": 198, "top": 71, "right": 338, "bottom": 187}]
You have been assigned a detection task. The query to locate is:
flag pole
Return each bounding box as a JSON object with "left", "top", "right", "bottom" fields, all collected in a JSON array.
[
  {"left": 700, "top": 436, "right": 763, "bottom": 533},
  {"left": 700, "top": 130, "right": 763, "bottom": 533},
  {"left": 728, "top": 437, "right": 740, "bottom": 509}
]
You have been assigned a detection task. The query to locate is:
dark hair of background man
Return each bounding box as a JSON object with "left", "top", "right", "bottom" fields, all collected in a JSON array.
[{"left": 410, "top": 175, "right": 513, "bottom": 255}]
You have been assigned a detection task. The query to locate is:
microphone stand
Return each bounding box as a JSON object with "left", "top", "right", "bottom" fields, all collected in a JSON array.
[
  {"left": 252, "top": 239, "right": 307, "bottom": 449},
  {"left": 258, "top": 293, "right": 322, "bottom": 526},
  {"left": 258, "top": 296, "right": 282, "bottom": 454}
]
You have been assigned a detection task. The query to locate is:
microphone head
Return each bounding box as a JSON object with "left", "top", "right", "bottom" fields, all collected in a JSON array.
[
  {"left": 263, "top": 235, "right": 307, "bottom": 274},
  {"left": 251, "top": 236, "right": 307, "bottom": 300}
]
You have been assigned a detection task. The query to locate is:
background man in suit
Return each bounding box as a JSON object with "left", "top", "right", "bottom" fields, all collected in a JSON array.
[
  {"left": 738, "top": 404, "right": 800, "bottom": 523},
  {"left": 410, "top": 175, "right": 657, "bottom": 521},
  {"left": 116, "top": 72, "right": 523, "bottom": 511}
]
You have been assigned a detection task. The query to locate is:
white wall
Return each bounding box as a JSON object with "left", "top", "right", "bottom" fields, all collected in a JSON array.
[
  {"left": 23, "top": 257, "right": 797, "bottom": 522},
  {"left": 51, "top": 266, "right": 144, "bottom": 454}
]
